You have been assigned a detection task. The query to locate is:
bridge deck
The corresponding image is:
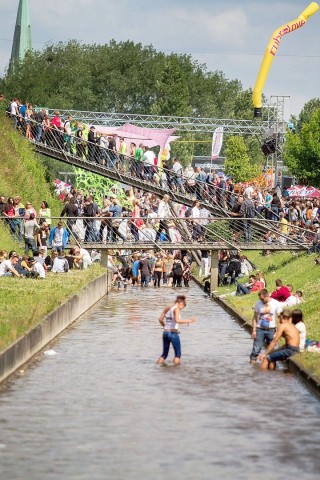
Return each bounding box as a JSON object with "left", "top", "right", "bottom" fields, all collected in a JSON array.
[{"left": 82, "top": 241, "right": 307, "bottom": 251}]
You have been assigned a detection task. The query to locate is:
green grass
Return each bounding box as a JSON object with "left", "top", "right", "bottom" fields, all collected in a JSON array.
[
  {"left": 0, "top": 222, "right": 22, "bottom": 253},
  {"left": 0, "top": 264, "right": 105, "bottom": 352},
  {"left": 0, "top": 111, "right": 60, "bottom": 215}
]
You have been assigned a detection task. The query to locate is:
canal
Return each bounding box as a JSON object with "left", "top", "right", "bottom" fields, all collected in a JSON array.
[{"left": 1, "top": 283, "right": 320, "bottom": 480}]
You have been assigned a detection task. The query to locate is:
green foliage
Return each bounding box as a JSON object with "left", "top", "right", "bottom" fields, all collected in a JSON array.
[
  {"left": 297, "top": 98, "right": 320, "bottom": 131},
  {"left": 224, "top": 136, "right": 260, "bottom": 182},
  {"left": 284, "top": 109, "right": 320, "bottom": 185},
  {"left": 1, "top": 40, "right": 246, "bottom": 120}
]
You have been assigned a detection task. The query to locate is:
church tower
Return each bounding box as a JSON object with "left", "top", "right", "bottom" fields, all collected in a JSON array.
[{"left": 10, "top": 0, "right": 32, "bottom": 69}]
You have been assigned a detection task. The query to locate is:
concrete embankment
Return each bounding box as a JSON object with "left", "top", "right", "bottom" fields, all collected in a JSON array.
[
  {"left": 0, "top": 271, "right": 112, "bottom": 384},
  {"left": 192, "top": 276, "right": 320, "bottom": 399}
]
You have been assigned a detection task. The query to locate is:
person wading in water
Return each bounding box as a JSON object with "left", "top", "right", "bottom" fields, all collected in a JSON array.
[{"left": 157, "top": 295, "right": 196, "bottom": 365}]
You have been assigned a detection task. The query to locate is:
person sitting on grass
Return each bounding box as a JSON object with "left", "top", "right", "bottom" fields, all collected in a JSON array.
[
  {"left": 291, "top": 309, "right": 306, "bottom": 352},
  {"left": 0, "top": 254, "right": 22, "bottom": 278},
  {"left": 44, "top": 250, "right": 58, "bottom": 271},
  {"left": 235, "top": 275, "right": 264, "bottom": 296},
  {"left": 0, "top": 250, "right": 8, "bottom": 263},
  {"left": 28, "top": 257, "right": 45, "bottom": 279},
  {"left": 270, "top": 279, "right": 291, "bottom": 302},
  {"left": 52, "top": 250, "right": 69, "bottom": 273},
  {"left": 258, "top": 309, "right": 300, "bottom": 370},
  {"left": 283, "top": 289, "right": 304, "bottom": 307},
  {"left": 73, "top": 246, "right": 92, "bottom": 270}
]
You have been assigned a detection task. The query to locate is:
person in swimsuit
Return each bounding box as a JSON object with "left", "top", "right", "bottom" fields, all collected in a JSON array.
[
  {"left": 258, "top": 309, "right": 300, "bottom": 370},
  {"left": 157, "top": 295, "right": 196, "bottom": 365}
]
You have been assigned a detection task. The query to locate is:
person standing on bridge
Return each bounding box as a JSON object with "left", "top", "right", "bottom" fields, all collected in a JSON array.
[
  {"left": 156, "top": 194, "right": 171, "bottom": 242},
  {"left": 87, "top": 126, "right": 97, "bottom": 163},
  {"left": 157, "top": 295, "right": 196, "bottom": 365}
]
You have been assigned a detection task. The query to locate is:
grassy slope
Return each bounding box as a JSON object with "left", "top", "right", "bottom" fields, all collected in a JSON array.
[
  {"left": 0, "top": 113, "right": 105, "bottom": 352},
  {"left": 0, "top": 112, "right": 60, "bottom": 251},
  {"left": 0, "top": 265, "right": 105, "bottom": 351},
  {"left": 214, "top": 251, "right": 320, "bottom": 383}
]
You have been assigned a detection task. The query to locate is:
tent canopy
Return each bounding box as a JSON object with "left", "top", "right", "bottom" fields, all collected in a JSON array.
[{"left": 92, "top": 123, "right": 178, "bottom": 149}]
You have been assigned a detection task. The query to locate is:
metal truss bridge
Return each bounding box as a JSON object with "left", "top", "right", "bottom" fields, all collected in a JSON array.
[{"left": 47, "top": 109, "right": 279, "bottom": 136}]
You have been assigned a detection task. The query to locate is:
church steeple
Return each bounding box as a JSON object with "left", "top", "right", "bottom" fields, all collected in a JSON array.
[{"left": 10, "top": 0, "right": 32, "bottom": 69}]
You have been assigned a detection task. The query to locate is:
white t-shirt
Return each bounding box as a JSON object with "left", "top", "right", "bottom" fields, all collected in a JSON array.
[
  {"left": 34, "top": 262, "right": 46, "bottom": 279},
  {"left": 254, "top": 298, "right": 282, "bottom": 329},
  {"left": 64, "top": 120, "right": 72, "bottom": 135},
  {"left": 143, "top": 150, "right": 155, "bottom": 166},
  {"left": 10, "top": 101, "right": 18, "bottom": 116},
  {"left": 283, "top": 295, "right": 301, "bottom": 307},
  {"left": 158, "top": 201, "right": 171, "bottom": 219},
  {"left": 244, "top": 186, "right": 254, "bottom": 199},
  {"left": 172, "top": 162, "right": 183, "bottom": 175},
  {"left": 0, "top": 260, "right": 14, "bottom": 277},
  {"left": 79, "top": 248, "right": 92, "bottom": 269},
  {"left": 192, "top": 206, "right": 200, "bottom": 224},
  {"left": 53, "top": 228, "right": 63, "bottom": 246},
  {"left": 295, "top": 322, "right": 306, "bottom": 352}
]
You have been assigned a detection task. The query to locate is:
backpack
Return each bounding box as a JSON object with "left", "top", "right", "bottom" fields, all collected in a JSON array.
[
  {"left": 244, "top": 201, "right": 255, "bottom": 219},
  {"left": 172, "top": 260, "right": 182, "bottom": 276},
  {"left": 6, "top": 103, "right": 12, "bottom": 116},
  {"left": 85, "top": 203, "right": 95, "bottom": 217}
]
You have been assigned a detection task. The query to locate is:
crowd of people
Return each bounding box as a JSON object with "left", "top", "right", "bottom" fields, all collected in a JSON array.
[
  {"left": 2, "top": 101, "right": 319, "bottom": 373},
  {"left": 6, "top": 98, "right": 320, "bottom": 242}
]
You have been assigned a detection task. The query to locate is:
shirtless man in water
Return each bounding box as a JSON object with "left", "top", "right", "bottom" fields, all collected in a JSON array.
[
  {"left": 258, "top": 309, "right": 300, "bottom": 370},
  {"left": 157, "top": 295, "right": 196, "bottom": 365}
]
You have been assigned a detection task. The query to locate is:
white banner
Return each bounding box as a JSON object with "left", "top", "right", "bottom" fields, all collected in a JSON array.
[{"left": 211, "top": 127, "right": 224, "bottom": 160}]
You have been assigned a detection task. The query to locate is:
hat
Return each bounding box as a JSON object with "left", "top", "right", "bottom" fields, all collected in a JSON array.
[
  {"left": 28, "top": 257, "right": 35, "bottom": 263},
  {"left": 90, "top": 125, "right": 95, "bottom": 130}
]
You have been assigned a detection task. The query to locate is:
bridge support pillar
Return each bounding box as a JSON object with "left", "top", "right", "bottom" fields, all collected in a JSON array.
[
  {"left": 100, "top": 249, "right": 109, "bottom": 268},
  {"left": 210, "top": 250, "right": 219, "bottom": 296}
]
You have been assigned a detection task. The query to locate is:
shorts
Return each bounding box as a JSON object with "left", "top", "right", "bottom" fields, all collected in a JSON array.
[
  {"left": 161, "top": 331, "right": 181, "bottom": 359},
  {"left": 267, "top": 345, "right": 299, "bottom": 363}
]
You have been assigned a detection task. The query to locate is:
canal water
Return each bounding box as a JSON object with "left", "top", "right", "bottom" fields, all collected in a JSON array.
[{"left": 1, "top": 283, "right": 320, "bottom": 480}]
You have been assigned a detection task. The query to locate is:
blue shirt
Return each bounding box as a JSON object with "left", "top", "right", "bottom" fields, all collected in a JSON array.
[
  {"left": 132, "top": 260, "right": 140, "bottom": 277},
  {"left": 19, "top": 105, "right": 27, "bottom": 118},
  {"left": 109, "top": 205, "right": 122, "bottom": 218}
]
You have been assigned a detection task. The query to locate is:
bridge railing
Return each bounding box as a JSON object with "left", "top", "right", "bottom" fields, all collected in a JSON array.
[
  {"left": 1, "top": 215, "right": 312, "bottom": 251},
  {"left": 12, "top": 115, "right": 281, "bottom": 220}
]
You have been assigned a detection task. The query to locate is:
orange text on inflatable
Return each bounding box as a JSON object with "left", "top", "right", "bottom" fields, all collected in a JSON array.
[{"left": 253, "top": 2, "right": 319, "bottom": 118}]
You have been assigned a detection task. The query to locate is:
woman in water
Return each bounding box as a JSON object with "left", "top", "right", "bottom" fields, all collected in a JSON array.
[{"left": 157, "top": 295, "right": 196, "bottom": 365}]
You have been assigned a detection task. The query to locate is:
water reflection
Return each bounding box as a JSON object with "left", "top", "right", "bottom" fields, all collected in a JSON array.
[{"left": 0, "top": 283, "right": 320, "bottom": 480}]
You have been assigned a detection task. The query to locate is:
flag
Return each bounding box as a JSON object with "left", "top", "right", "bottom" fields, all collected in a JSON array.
[{"left": 211, "top": 127, "right": 224, "bottom": 160}]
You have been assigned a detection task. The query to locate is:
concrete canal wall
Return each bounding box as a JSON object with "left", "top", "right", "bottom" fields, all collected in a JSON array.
[{"left": 0, "top": 271, "right": 112, "bottom": 384}]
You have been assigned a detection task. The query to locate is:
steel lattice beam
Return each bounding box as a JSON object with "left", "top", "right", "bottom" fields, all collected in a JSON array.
[{"left": 47, "top": 108, "right": 285, "bottom": 136}]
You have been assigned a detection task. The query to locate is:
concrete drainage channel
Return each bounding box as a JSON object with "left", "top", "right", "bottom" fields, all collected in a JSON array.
[
  {"left": 0, "top": 272, "right": 112, "bottom": 384},
  {"left": 192, "top": 276, "right": 320, "bottom": 399}
]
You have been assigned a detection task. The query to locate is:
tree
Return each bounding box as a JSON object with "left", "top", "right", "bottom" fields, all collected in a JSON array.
[
  {"left": 224, "top": 136, "right": 259, "bottom": 182},
  {"left": 285, "top": 109, "right": 320, "bottom": 185},
  {"left": 0, "top": 40, "right": 246, "bottom": 120},
  {"left": 297, "top": 98, "right": 320, "bottom": 131}
]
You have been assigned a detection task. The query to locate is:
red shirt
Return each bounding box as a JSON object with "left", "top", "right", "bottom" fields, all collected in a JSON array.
[
  {"left": 251, "top": 281, "right": 265, "bottom": 293},
  {"left": 51, "top": 116, "right": 62, "bottom": 129},
  {"left": 270, "top": 286, "right": 291, "bottom": 302}
]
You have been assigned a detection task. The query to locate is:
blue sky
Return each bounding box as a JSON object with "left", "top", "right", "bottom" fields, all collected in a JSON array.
[{"left": 0, "top": 0, "right": 319, "bottom": 116}]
